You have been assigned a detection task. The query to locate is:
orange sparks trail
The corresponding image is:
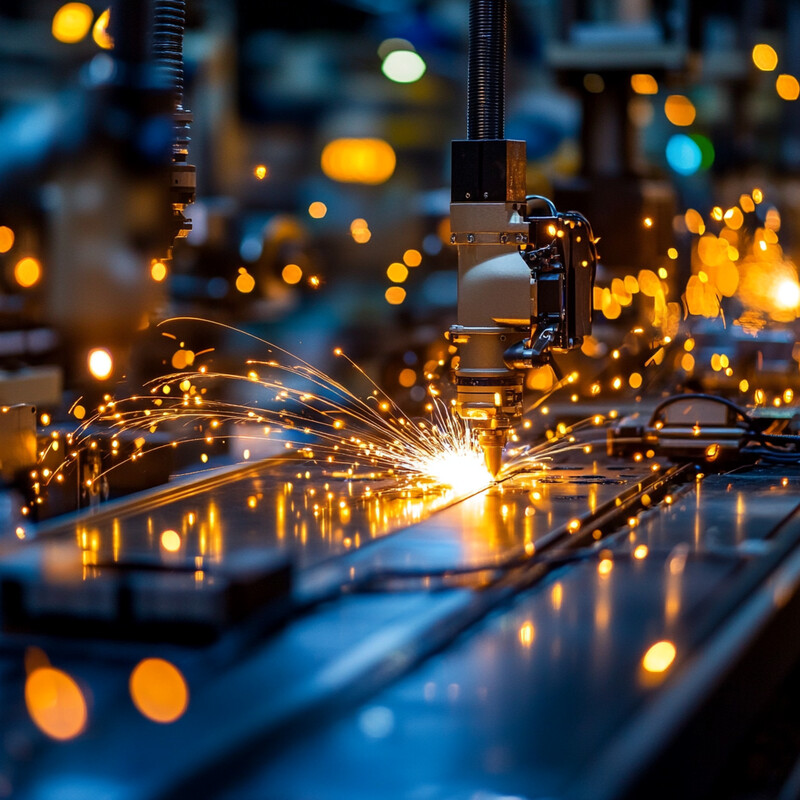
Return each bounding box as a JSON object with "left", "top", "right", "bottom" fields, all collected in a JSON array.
[
  {"left": 33, "top": 311, "right": 680, "bottom": 518},
  {"left": 43, "top": 318, "right": 507, "bottom": 498}
]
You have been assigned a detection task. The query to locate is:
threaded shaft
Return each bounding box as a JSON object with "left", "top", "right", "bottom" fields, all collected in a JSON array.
[
  {"left": 153, "top": 0, "right": 186, "bottom": 110},
  {"left": 467, "top": 0, "right": 507, "bottom": 140}
]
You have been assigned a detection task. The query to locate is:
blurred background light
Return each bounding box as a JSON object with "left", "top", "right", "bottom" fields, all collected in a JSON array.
[
  {"left": 160, "top": 529, "right": 181, "bottom": 552},
  {"left": 690, "top": 133, "right": 715, "bottom": 169},
  {"left": 235, "top": 267, "right": 255, "bottom": 293},
  {"left": 150, "top": 260, "right": 167, "bottom": 282},
  {"left": 129, "top": 659, "right": 189, "bottom": 724},
  {"left": 14, "top": 256, "right": 42, "bottom": 288},
  {"left": 642, "top": 641, "right": 677, "bottom": 673},
  {"left": 385, "top": 286, "right": 406, "bottom": 305},
  {"left": 0, "top": 226, "right": 13, "bottom": 253},
  {"left": 377, "top": 38, "right": 415, "bottom": 60},
  {"left": 381, "top": 50, "right": 426, "bottom": 84},
  {"left": 583, "top": 73, "right": 604, "bottom": 93},
  {"left": 402, "top": 249, "right": 421, "bottom": 267},
  {"left": 386, "top": 262, "right": 408, "bottom": 283},
  {"left": 666, "top": 134, "right": 702, "bottom": 175},
  {"left": 664, "top": 94, "right": 696, "bottom": 126},
  {"left": 282, "top": 264, "right": 303, "bottom": 284},
  {"left": 321, "top": 139, "right": 396, "bottom": 185},
  {"left": 630, "top": 73, "right": 658, "bottom": 94},
  {"left": 308, "top": 201, "right": 327, "bottom": 218},
  {"left": 776, "top": 74, "right": 800, "bottom": 101},
  {"left": 752, "top": 43, "right": 778, "bottom": 71},
  {"left": 92, "top": 8, "right": 113, "bottom": 49},
  {"left": 52, "top": 3, "right": 93, "bottom": 44},
  {"left": 87, "top": 348, "right": 113, "bottom": 380},
  {"left": 25, "top": 667, "right": 88, "bottom": 740},
  {"left": 350, "top": 218, "right": 372, "bottom": 243},
  {"left": 775, "top": 277, "right": 800, "bottom": 309}
]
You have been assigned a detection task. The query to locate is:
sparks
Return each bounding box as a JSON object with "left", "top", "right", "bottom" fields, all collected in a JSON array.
[{"left": 45, "top": 319, "right": 497, "bottom": 497}]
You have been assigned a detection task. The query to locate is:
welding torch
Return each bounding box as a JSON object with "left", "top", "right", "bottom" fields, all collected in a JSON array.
[{"left": 450, "top": 0, "right": 597, "bottom": 478}]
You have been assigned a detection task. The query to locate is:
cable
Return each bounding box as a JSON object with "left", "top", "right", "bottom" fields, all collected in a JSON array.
[
  {"left": 741, "top": 447, "right": 800, "bottom": 464},
  {"left": 648, "top": 393, "right": 751, "bottom": 428},
  {"left": 526, "top": 195, "right": 558, "bottom": 215},
  {"left": 648, "top": 392, "right": 800, "bottom": 465}
]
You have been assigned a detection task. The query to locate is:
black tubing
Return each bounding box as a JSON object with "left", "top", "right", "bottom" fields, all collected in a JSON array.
[
  {"left": 467, "top": 0, "right": 507, "bottom": 139},
  {"left": 153, "top": 0, "right": 186, "bottom": 110}
]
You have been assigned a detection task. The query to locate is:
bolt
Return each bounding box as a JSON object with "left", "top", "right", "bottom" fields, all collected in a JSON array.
[
  {"left": 465, "top": 192, "right": 471, "bottom": 199},
  {"left": 483, "top": 192, "right": 489, "bottom": 199},
  {"left": 450, "top": 234, "right": 456, "bottom": 244},
  {"left": 500, "top": 234, "right": 508, "bottom": 243},
  {"left": 515, "top": 234, "right": 523, "bottom": 242},
  {"left": 467, "top": 234, "right": 475, "bottom": 243}
]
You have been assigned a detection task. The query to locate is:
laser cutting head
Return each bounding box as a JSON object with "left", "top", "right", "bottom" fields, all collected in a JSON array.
[
  {"left": 449, "top": 0, "right": 595, "bottom": 478},
  {"left": 448, "top": 154, "right": 597, "bottom": 479}
]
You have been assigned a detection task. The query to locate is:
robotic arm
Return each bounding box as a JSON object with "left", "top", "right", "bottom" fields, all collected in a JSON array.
[{"left": 450, "top": 0, "right": 597, "bottom": 477}]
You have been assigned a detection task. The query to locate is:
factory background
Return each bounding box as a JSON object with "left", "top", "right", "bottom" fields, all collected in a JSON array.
[
  {"left": 4, "top": 0, "right": 800, "bottom": 408},
  {"left": 2, "top": 2, "right": 800, "bottom": 799}
]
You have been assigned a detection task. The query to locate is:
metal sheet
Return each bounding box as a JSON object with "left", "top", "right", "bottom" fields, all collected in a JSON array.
[
  {"left": 214, "top": 470, "right": 800, "bottom": 800},
  {"left": 2, "top": 459, "right": 660, "bottom": 798},
  {"left": 5, "top": 461, "right": 800, "bottom": 800}
]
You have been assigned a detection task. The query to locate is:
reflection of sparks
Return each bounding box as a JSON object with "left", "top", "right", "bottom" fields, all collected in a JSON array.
[
  {"left": 129, "top": 658, "right": 189, "bottom": 724},
  {"left": 25, "top": 667, "right": 88, "bottom": 740},
  {"left": 518, "top": 621, "right": 535, "bottom": 647},
  {"left": 642, "top": 640, "right": 677, "bottom": 673},
  {"left": 160, "top": 529, "right": 181, "bottom": 552}
]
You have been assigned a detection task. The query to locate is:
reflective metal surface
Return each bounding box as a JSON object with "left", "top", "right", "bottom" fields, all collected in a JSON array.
[
  {"left": 26, "top": 460, "right": 477, "bottom": 570},
  {"left": 216, "top": 469, "right": 800, "bottom": 800},
  {"left": 3, "top": 460, "right": 800, "bottom": 799}
]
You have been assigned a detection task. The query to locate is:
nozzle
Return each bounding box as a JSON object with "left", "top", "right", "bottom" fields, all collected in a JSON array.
[
  {"left": 482, "top": 443, "right": 503, "bottom": 479},
  {"left": 478, "top": 429, "right": 507, "bottom": 480}
]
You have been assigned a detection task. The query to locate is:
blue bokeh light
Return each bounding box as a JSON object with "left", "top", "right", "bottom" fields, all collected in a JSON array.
[{"left": 666, "top": 134, "right": 702, "bottom": 175}]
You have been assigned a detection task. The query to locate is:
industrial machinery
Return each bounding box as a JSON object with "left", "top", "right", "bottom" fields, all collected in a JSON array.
[
  {"left": 450, "top": 0, "right": 597, "bottom": 477},
  {"left": 0, "top": 0, "right": 194, "bottom": 390}
]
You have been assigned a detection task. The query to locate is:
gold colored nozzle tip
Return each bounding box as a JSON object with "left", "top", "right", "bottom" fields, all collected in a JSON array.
[{"left": 482, "top": 444, "right": 503, "bottom": 480}]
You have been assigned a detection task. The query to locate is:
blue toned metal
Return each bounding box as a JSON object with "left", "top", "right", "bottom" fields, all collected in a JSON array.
[{"left": 5, "top": 457, "right": 800, "bottom": 799}]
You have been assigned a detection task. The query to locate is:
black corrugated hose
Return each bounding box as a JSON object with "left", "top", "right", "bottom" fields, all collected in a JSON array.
[{"left": 467, "top": 0, "right": 507, "bottom": 140}]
